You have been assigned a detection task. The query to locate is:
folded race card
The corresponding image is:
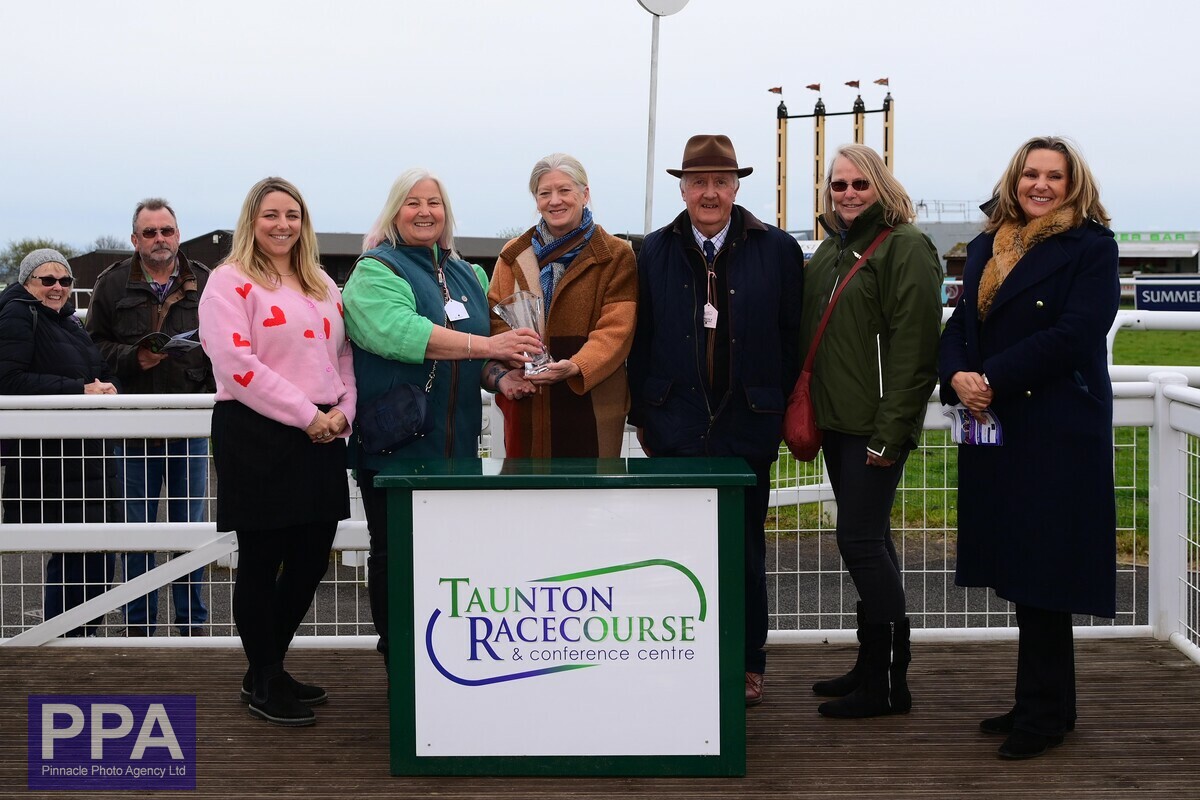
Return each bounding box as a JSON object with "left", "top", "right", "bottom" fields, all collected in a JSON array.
[
  {"left": 135, "top": 328, "right": 200, "bottom": 356},
  {"left": 942, "top": 404, "right": 1003, "bottom": 446}
]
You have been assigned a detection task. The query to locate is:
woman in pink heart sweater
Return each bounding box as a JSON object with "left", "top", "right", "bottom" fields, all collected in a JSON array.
[{"left": 198, "top": 177, "right": 356, "bottom": 728}]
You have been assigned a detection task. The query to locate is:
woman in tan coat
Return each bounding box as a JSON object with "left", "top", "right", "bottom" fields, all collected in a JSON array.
[{"left": 485, "top": 153, "right": 637, "bottom": 457}]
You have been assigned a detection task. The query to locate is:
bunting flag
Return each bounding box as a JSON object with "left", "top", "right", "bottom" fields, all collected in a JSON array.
[
  {"left": 874, "top": 77, "right": 890, "bottom": 86},
  {"left": 845, "top": 80, "right": 860, "bottom": 88},
  {"left": 806, "top": 83, "right": 821, "bottom": 92},
  {"left": 768, "top": 86, "right": 783, "bottom": 94}
]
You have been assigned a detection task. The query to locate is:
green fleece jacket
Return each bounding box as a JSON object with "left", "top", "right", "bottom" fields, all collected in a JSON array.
[
  {"left": 798, "top": 203, "right": 943, "bottom": 460},
  {"left": 342, "top": 244, "right": 491, "bottom": 467}
]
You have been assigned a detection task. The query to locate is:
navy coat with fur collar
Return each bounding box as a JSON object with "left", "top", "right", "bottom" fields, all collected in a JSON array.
[{"left": 939, "top": 220, "right": 1119, "bottom": 617}]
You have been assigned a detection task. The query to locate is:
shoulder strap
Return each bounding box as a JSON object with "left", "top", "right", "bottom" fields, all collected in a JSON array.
[
  {"left": 356, "top": 247, "right": 440, "bottom": 390},
  {"left": 802, "top": 227, "right": 893, "bottom": 371}
]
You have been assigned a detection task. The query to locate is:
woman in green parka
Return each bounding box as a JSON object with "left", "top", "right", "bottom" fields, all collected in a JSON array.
[
  {"left": 799, "top": 144, "right": 943, "bottom": 719},
  {"left": 342, "top": 168, "right": 542, "bottom": 671}
]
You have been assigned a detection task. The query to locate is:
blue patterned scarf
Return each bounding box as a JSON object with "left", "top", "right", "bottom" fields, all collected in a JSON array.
[{"left": 531, "top": 207, "right": 595, "bottom": 318}]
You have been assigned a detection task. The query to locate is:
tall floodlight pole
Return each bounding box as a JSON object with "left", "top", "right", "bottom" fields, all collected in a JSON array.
[
  {"left": 882, "top": 92, "right": 895, "bottom": 170},
  {"left": 776, "top": 100, "right": 788, "bottom": 230},
  {"left": 638, "top": 0, "right": 689, "bottom": 234}
]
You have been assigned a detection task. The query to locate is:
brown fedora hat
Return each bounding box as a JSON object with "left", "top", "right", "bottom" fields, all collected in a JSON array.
[{"left": 666, "top": 134, "right": 753, "bottom": 178}]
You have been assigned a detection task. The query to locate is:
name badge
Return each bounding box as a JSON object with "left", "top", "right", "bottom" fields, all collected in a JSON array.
[
  {"left": 703, "top": 303, "right": 718, "bottom": 329},
  {"left": 445, "top": 299, "right": 470, "bottom": 321}
]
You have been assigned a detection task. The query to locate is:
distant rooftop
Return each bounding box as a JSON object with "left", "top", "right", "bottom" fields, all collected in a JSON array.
[{"left": 914, "top": 200, "right": 987, "bottom": 223}]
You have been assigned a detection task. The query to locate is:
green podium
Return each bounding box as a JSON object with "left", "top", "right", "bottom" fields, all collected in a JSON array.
[{"left": 377, "top": 457, "right": 754, "bottom": 777}]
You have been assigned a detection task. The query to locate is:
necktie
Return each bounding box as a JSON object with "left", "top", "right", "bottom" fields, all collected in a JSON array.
[{"left": 703, "top": 239, "right": 717, "bottom": 384}]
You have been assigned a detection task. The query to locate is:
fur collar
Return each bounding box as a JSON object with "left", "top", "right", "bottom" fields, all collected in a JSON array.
[{"left": 977, "top": 207, "right": 1075, "bottom": 319}]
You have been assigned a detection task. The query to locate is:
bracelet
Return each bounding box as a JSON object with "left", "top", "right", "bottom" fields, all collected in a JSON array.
[
  {"left": 493, "top": 369, "right": 509, "bottom": 392},
  {"left": 466, "top": 333, "right": 473, "bottom": 360}
]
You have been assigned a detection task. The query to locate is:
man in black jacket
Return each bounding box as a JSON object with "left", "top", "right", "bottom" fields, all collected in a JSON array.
[
  {"left": 86, "top": 198, "right": 215, "bottom": 637},
  {"left": 628, "top": 135, "right": 804, "bottom": 707}
]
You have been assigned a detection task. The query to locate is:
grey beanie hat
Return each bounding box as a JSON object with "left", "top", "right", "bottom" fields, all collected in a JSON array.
[{"left": 18, "top": 249, "right": 73, "bottom": 285}]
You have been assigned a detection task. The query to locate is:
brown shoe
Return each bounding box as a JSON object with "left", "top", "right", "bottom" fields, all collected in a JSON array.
[{"left": 745, "top": 672, "right": 764, "bottom": 706}]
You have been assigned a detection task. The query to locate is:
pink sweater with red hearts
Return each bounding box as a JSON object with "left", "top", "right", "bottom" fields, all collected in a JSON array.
[{"left": 198, "top": 263, "right": 356, "bottom": 433}]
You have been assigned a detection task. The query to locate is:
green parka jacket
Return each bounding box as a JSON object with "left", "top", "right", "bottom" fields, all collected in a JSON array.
[{"left": 798, "top": 202, "right": 943, "bottom": 460}]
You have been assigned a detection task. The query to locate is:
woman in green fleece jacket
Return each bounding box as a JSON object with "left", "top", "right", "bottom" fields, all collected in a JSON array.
[
  {"left": 799, "top": 144, "right": 943, "bottom": 720},
  {"left": 342, "top": 168, "right": 541, "bottom": 672}
]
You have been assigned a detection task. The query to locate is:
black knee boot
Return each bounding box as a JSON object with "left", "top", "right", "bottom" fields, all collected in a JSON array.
[
  {"left": 818, "top": 619, "right": 911, "bottom": 718},
  {"left": 813, "top": 602, "right": 866, "bottom": 697},
  {"left": 248, "top": 663, "right": 316, "bottom": 727}
]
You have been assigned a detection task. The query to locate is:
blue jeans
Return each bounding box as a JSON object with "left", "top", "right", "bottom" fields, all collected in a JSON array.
[
  {"left": 44, "top": 551, "right": 116, "bottom": 637},
  {"left": 116, "top": 438, "right": 209, "bottom": 634}
]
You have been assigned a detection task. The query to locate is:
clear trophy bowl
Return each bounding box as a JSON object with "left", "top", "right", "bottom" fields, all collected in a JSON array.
[{"left": 492, "top": 290, "right": 552, "bottom": 375}]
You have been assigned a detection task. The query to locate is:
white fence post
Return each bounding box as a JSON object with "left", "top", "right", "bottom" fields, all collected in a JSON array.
[{"left": 1148, "top": 371, "right": 1188, "bottom": 640}]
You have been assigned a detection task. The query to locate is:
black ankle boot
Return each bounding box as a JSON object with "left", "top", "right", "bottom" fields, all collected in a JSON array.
[
  {"left": 818, "top": 619, "right": 911, "bottom": 719},
  {"left": 241, "top": 669, "right": 328, "bottom": 706},
  {"left": 813, "top": 602, "right": 865, "bottom": 697},
  {"left": 980, "top": 709, "right": 1016, "bottom": 735},
  {"left": 982, "top": 708, "right": 1076, "bottom": 736},
  {"left": 997, "top": 730, "right": 1064, "bottom": 760},
  {"left": 248, "top": 664, "right": 316, "bottom": 727}
]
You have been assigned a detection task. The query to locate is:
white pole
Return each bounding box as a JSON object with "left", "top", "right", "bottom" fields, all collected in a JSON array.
[
  {"left": 637, "top": 0, "right": 687, "bottom": 234},
  {"left": 644, "top": 13, "right": 660, "bottom": 235}
]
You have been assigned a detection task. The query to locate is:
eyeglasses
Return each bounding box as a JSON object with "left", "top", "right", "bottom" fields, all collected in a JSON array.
[
  {"left": 830, "top": 179, "right": 871, "bottom": 193},
  {"left": 138, "top": 226, "right": 177, "bottom": 239},
  {"left": 33, "top": 275, "right": 74, "bottom": 287}
]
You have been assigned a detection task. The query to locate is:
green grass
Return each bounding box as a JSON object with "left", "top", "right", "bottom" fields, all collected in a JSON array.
[
  {"left": 1113, "top": 427, "right": 1148, "bottom": 565},
  {"left": 1111, "top": 330, "right": 1199, "bottom": 365},
  {"left": 768, "top": 435, "right": 957, "bottom": 536}
]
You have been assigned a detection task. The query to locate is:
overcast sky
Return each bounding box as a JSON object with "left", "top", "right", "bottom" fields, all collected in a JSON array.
[{"left": 2, "top": 0, "right": 1195, "bottom": 253}]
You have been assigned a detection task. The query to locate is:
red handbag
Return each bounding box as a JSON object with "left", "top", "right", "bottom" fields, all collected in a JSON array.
[
  {"left": 784, "top": 227, "right": 893, "bottom": 461},
  {"left": 784, "top": 368, "right": 822, "bottom": 461}
]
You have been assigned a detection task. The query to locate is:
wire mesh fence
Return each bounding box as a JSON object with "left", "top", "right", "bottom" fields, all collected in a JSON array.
[{"left": 0, "top": 384, "right": 1194, "bottom": 645}]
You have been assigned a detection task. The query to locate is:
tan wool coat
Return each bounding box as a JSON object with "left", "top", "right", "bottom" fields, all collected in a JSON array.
[{"left": 488, "top": 225, "right": 637, "bottom": 458}]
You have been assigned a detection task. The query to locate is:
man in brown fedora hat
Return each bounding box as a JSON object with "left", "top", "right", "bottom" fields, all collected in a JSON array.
[{"left": 628, "top": 134, "right": 804, "bottom": 707}]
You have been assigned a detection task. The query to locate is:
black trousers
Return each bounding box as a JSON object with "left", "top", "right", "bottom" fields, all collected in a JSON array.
[
  {"left": 358, "top": 469, "right": 391, "bottom": 666},
  {"left": 233, "top": 522, "right": 337, "bottom": 670},
  {"left": 821, "top": 431, "right": 909, "bottom": 624},
  {"left": 1014, "top": 603, "right": 1077, "bottom": 736}
]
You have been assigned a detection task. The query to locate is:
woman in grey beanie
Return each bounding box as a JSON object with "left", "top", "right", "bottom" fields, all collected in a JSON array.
[
  {"left": 17, "top": 248, "right": 76, "bottom": 286},
  {"left": 0, "top": 247, "right": 119, "bottom": 636}
]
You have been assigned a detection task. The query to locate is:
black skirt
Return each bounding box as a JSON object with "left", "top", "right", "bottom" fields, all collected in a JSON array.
[{"left": 211, "top": 400, "right": 349, "bottom": 532}]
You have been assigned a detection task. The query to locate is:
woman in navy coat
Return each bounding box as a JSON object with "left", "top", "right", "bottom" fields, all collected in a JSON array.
[{"left": 939, "top": 137, "right": 1119, "bottom": 760}]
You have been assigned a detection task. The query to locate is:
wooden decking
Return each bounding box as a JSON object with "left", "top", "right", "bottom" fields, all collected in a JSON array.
[{"left": 2, "top": 638, "right": 1198, "bottom": 799}]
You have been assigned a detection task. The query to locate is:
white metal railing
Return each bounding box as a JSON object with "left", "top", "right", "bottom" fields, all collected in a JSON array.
[
  {"left": 0, "top": 393, "right": 493, "bottom": 648},
  {"left": 938, "top": 305, "right": 1200, "bottom": 383},
  {"left": 0, "top": 376, "right": 1197, "bottom": 663}
]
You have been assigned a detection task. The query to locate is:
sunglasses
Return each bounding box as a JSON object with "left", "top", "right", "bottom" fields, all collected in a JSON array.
[
  {"left": 830, "top": 179, "right": 871, "bottom": 193},
  {"left": 33, "top": 275, "right": 75, "bottom": 287},
  {"left": 138, "top": 226, "right": 177, "bottom": 239}
]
